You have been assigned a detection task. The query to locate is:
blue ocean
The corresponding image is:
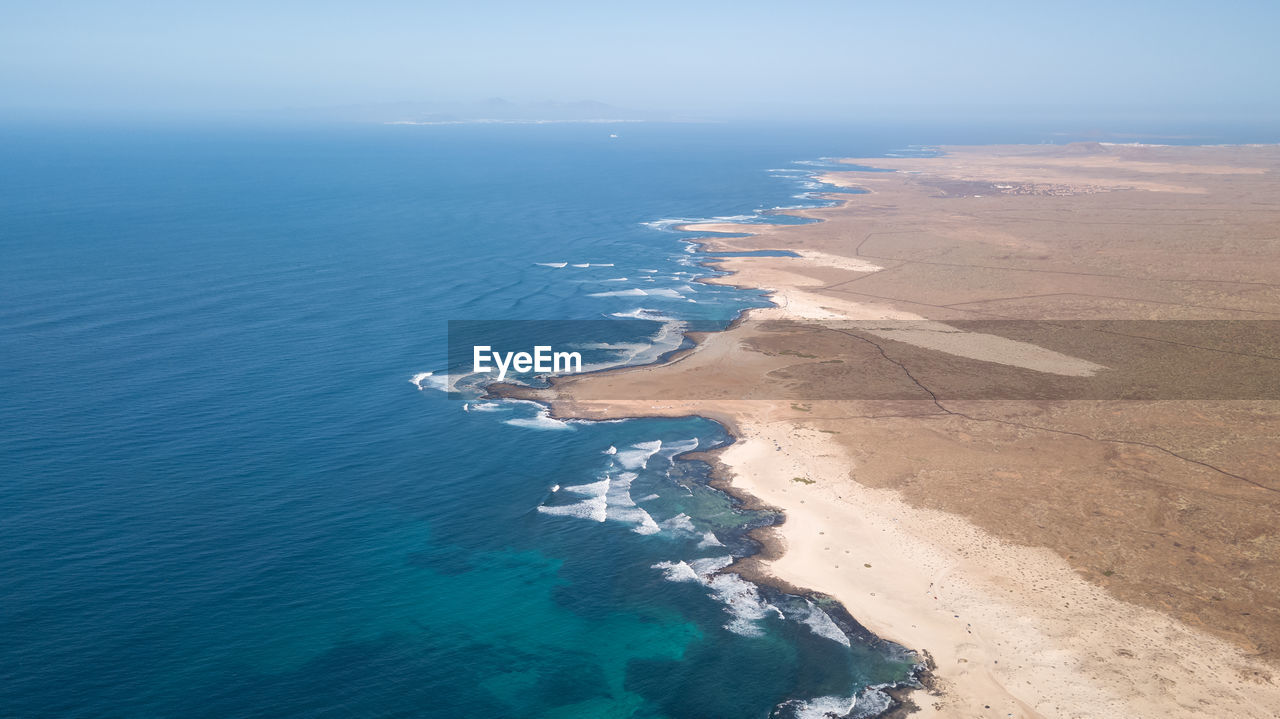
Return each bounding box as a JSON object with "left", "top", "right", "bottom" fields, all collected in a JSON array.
[{"left": 1, "top": 121, "right": 1247, "bottom": 717}]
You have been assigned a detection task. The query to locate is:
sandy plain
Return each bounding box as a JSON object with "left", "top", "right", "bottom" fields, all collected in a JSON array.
[{"left": 507, "top": 143, "right": 1280, "bottom": 718}]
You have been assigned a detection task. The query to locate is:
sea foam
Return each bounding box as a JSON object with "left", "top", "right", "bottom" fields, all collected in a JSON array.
[
  {"left": 659, "top": 512, "right": 696, "bottom": 534},
  {"left": 615, "top": 440, "right": 663, "bottom": 470},
  {"left": 697, "top": 531, "right": 724, "bottom": 548},
  {"left": 503, "top": 404, "right": 573, "bottom": 430},
  {"left": 652, "top": 555, "right": 777, "bottom": 636},
  {"left": 656, "top": 438, "right": 699, "bottom": 463},
  {"left": 538, "top": 477, "right": 610, "bottom": 522},
  {"left": 799, "top": 600, "right": 852, "bottom": 647},
  {"left": 589, "top": 288, "right": 649, "bottom": 297},
  {"left": 539, "top": 472, "right": 660, "bottom": 535},
  {"left": 410, "top": 371, "right": 450, "bottom": 391},
  {"left": 776, "top": 687, "right": 894, "bottom": 719},
  {"left": 605, "top": 472, "right": 660, "bottom": 535}
]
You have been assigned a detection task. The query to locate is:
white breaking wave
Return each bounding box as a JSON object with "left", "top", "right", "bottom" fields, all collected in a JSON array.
[
  {"left": 800, "top": 600, "right": 852, "bottom": 647},
  {"left": 656, "top": 438, "right": 699, "bottom": 463},
  {"left": 644, "top": 214, "right": 759, "bottom": 232},
  {"left": 573, "top": 340, "right": 644, "bottom": 351},
  {"left": 641, "top": 218, "right": 699, "bottom": 232},
  {"left": 605, "top": 472, "right": 660, "bottom": 535},
  {"left": 589, "top": 288, "right": 649, "bottom": 297},
  {"left": 688, "top": 555, "right": 735, "bottom": 575},
  {"left": 853, "top": 689, "right": 895, "bottom": 719},
  {"left": 535, "top": 262, "right": 568, "bottom": 268},
  {"left": 589, "top": 287, "right": 685, "bottom": 299},
  {"left": 652, "top": 560, "right": 701, "bottom": 583},
  {"left": 410, "top": 371, "right": 450, "bottom": 391},
  {"left": 572, "top": 319, "right": 686, "bottom": 373},
  {"left": 604, "top": 445, "right": 617, "bottom": 455},
  {"left": 652, "top": 555, "right": 776, "bottom": 636},
  {"left": 660, "top": 512, "right": 696, "bottom": 534},
  {"left": 709, "top": 572, "right": 773, "bottom": 636},
  {"left": 538, "top": 495, "right": 607, "bottom": 522},
  {"left": 778, "top": 687, "right": 894, "bottom": 719},
  {"left": 652, "top": 555, "right": 729, "bottom": 584},
  {"left": 539, "top": 472, "right": 659, "bottom": 534},
  {"left": 697, "top": 531, "right": 724, "bottom": 548},
  {"left": 615, "top": 440, "right": 663, "bottom": 469},
  {"left": 561, "top": 478, "right": 611, "bottom": 496},
  {"left": 538, "top": 477, "right": 610, "bottom": 522},
  {"left": 503, "top": 404, "right": 573, "bottom": 431},
  {"left": 643, "top": 288, "right": 684, "bottom": 299},
  {"left": 783, "top": 696, "right": 856, "bottom": 719},
  {"left": 609, "top": 308, "right": 674, "bottom": 321},
  {"left": 505, "top": 415, "right": 572, "bottom": 430}
]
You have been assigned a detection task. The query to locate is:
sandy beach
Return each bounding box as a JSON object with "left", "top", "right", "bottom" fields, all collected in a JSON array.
[{"left": 504, "top": 143, "right": 1280, "bottom": 717}]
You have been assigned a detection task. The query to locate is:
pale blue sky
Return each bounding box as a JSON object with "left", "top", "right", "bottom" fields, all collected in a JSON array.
[{"left": 2, "top": 0, "right": 1277, "bottom": 121}]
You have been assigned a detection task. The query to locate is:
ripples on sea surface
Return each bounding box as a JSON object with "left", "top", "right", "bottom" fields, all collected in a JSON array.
[{"left": 0, "top": 121, "right": 1102, "bottom": 717}]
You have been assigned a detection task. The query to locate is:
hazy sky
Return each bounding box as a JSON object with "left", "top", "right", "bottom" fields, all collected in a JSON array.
[{"left": 3, "top": 0, "right": 1277, "bottom": 121}]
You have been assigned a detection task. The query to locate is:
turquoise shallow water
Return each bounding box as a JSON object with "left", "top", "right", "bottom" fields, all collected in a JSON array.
[{"left": 6, "top": 121, "right": 1261, "bottom": 717}]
